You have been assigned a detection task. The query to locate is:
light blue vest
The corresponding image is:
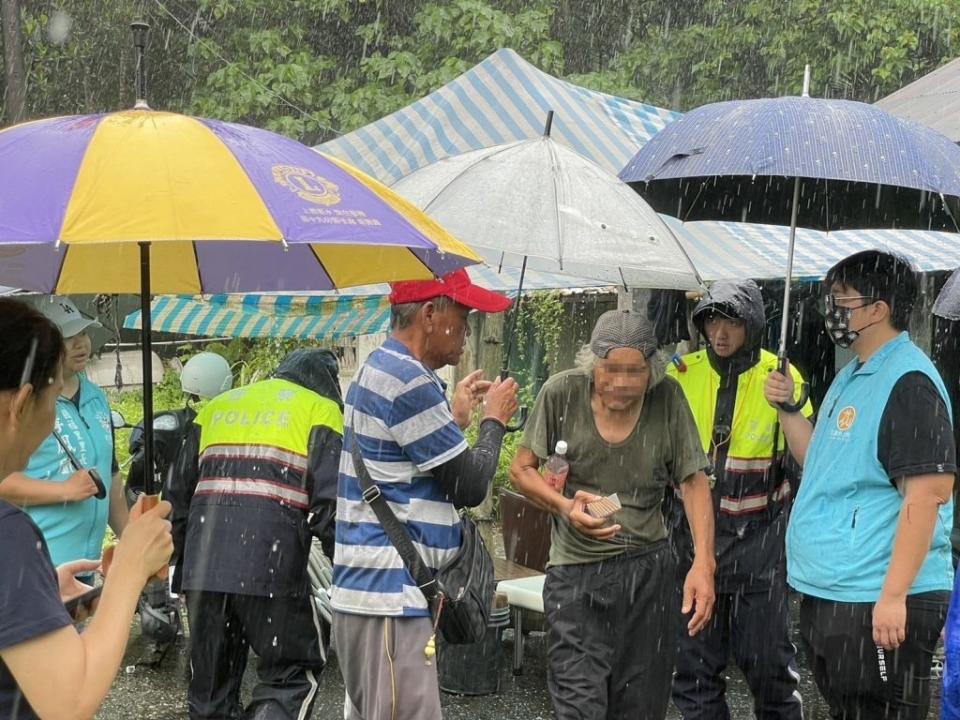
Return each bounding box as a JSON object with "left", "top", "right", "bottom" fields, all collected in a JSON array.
[
  {"left": 24, "top": 375, "right": 115, "bottom": 566},
  {"left": 787, "top": 333, "right": 954, "bottom": 602}
]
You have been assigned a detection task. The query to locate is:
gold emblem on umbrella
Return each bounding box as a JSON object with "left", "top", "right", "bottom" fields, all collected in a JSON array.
[{"left": 272, "top": 165, "right": 341, "bottom": 206}]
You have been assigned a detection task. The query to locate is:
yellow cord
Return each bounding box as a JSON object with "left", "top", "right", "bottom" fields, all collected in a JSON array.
[{"left": 384, "top": 620, "right": 397, "bottom": 720}]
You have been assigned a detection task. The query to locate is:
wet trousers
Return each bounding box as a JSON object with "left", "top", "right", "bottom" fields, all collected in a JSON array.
[
  {"left": 333, "top": 612, "right": 442, "bottom": 720},
  {"left": 799, "top": 591, "right": 949, "bottom": 720},
  {"left": 671, "top": 580, "right": 802, "bottom": 720},
  {"left": 543, "top": 543, "right": 677, "bottom": 720},
  {"left": 186, "top": 591, "right": 328, "bottom": 720}
]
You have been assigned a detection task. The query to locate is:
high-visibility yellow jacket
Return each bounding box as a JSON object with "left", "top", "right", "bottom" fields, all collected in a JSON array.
[
  {"left": 181, "top": 378, "right": 343, "bottom": 597},
  {"left": 668, "top": 348, "right": 812, "bottom": 521}
]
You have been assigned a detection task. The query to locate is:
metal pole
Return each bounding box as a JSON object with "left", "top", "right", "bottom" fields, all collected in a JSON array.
[
  {"left": 131, "top": 21, "right": 150, "bottom": 109},
  {"left": 139, "top": 241, "right": 156, "bottom": 495},
  {"left": 501, "top": 256, "right": 528, "bottom": 380},
  {"left": 778, "top": 176, "right": 802, "bottom": 361},
  {"left": 544, "top": 110, "right": 554, "bottom": 137}
]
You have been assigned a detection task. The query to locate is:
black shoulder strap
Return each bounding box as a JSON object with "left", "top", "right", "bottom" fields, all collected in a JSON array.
[{"left": 349, "top": 368, "right": 438, "bottom": 602}]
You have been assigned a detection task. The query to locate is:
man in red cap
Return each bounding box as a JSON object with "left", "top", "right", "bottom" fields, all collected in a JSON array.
[{"left": 331, "top": 268, "right": 519, "bottom": 720}]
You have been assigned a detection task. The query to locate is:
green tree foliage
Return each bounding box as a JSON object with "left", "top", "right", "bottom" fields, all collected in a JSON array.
[
  {"left": 567, "top": 0, "right": 960, "bottom": 109},
  {"left": 3, "top": 0, "right": 958, "bottom": 133}
]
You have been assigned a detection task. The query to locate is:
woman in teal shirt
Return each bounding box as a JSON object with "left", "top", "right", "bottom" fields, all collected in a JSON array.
[{"left": 0, "top": 296, "right": 128, "bottom": 565}]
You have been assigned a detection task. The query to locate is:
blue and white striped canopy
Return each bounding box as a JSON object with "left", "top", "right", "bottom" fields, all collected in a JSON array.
[
  {"left": 316, "top": 50, "right": 960, "bottom": 286},
  {"left": 669, "top": 217, "right": 960, "bottom": 281},
  {"left": 316, "top": 48, "right": 679, "bottom": 184},
  {"left": 123, "top": 265, "right": 609, "bottom": 339}
]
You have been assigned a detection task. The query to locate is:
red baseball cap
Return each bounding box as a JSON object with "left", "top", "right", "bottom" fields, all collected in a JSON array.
[{"left": 389, "top": 268, "right": 512, "bottom": 313}]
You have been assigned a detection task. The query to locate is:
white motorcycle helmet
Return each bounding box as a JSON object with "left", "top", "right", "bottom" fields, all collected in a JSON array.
[{"left": 180, "top": 352, "right": 233, "bottom": 399}]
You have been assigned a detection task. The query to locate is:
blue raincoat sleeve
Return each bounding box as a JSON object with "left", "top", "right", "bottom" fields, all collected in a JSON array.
[{"left": 944, "top": 570, "right": 960, "bottom": 719}]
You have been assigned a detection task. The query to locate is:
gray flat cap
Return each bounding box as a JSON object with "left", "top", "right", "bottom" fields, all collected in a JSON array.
[{"left": 590, "top": 309, "right": 658, "bottom": 359}]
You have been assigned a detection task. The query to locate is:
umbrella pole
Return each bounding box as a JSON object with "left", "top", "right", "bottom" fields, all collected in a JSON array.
[
  {"left": 139, "top": 241, "right": 156, "bottom": 496},
  {"left": 777, "top": 177, "right": 810, "bottom": 412},
  {"left": 500, "top": 257, "right": 529, "bottom": 433},
  {"left": 778, "top": 176, "right": 801, "bottom": 362},
  {"left": 501, "top": 256, "right": 528, "bottom": 381}
]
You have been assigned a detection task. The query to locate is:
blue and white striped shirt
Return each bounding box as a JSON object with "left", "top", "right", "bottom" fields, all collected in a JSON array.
[{"left": 331, "top": 337, "right": 468, "bottom": 617}]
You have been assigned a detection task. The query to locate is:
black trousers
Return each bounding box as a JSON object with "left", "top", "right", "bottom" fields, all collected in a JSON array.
[
  {"left": 672, "top": 580, "right": 802, "bottom": 720},
  {"left": 543, "top": 544, "right": 677, "bottom": 720},
  {"left": 799, "top": 592, "right": 949, "bottom": 720},
  {"left": 186, "top": 590, "right": 328, "bottom": 720}
]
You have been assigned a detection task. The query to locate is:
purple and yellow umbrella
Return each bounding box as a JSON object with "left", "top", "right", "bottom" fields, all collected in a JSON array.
[
  {"left": 0, "top": 110, "right": 478, "bottom": 292},
  {"left": 0, "top": 109, "right": 481, "bottom": 492}
]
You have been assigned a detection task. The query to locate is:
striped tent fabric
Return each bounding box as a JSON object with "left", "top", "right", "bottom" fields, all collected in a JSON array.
[
  {"left": 125, "top": 294, "right": 392, "bottom": 340},
  {"left": 315, "top": 48, "right": 679, "bottom": 184},
  {"left": 317, "top": 50, "right": 960, "bottom": 287},
  {"left": 123, "top": 265, "right": 610, "bottom": 339},
  {"left": 668, "top": 217, "right": 960, "bottom": 281}
]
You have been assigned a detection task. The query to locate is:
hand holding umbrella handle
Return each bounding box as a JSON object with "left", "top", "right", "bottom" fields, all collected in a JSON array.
[
  {"left": 88, "top": 469, "right": 107, "bottom": 500},
  {"left": 776, "top": 356, "right": 809, "bottom": 414},
  {"left": 137, "top": 494, "right": 169, "bottom": 582}
]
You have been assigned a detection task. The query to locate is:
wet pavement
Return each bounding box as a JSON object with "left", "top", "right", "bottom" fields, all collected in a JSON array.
[{"left": 98, "top": 595, "right": 943, "bottom": 719}]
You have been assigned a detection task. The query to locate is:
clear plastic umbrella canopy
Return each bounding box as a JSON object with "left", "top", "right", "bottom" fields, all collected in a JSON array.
[
  {"left": 934, "top": 269, "right": 960, "bottom": 321},
  {"left": 391, "top": 119, "right": 703, "bottom": 291}
]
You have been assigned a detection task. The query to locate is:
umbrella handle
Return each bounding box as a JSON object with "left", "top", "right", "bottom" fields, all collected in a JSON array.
[
  {"left": 498, "top": 368, "right": 528, "bottom": 433},
  {"left": 505, "top": 407, "right": 528, "bottom": 434},
  {"left": 775, "top": 356, "right": 809, "bottom": 414}
]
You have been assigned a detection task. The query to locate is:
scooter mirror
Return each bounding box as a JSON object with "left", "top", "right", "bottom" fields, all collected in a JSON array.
[{"left": 110, "top": 410, "right": 127, "bottom": 429}]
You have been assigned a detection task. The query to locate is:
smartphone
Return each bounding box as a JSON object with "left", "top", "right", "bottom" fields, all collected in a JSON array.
[{"left": 64, "top": 585, "right": 104, "bottom": 614}]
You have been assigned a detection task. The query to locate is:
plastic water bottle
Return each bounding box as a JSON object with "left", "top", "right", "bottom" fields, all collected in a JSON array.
[{"left": 544, "top": 441, "right": 569, "bottom": 491}]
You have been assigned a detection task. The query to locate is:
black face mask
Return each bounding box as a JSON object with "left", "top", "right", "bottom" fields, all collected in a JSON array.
[
  {"left": 823, "top": 296, "right": 879, "bottom": 349},
  {"left": 824, "top": 305, "right": 858, "bottom": 348}
]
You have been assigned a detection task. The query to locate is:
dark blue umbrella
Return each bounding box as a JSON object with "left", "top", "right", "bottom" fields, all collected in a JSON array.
[
  {"left": 620, "top": 96, "right": 960, "bottom": 231},
  {"left": 620, "top": 79, "right": 960, "bottom": 408}
]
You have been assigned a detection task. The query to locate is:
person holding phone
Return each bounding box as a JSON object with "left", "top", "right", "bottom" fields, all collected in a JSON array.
[
  {"left": 0, "top": 298, "right": 174, "bottom": 720},
  {"left": 0, "top": 295, "right": 128, "bottom": 568}
]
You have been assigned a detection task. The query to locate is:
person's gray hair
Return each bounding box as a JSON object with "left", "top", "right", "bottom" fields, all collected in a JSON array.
[
  {"left": 390, "top": 295, "right": 453, "bottom": 330},
  {"left": 575, "top": 343, "right": 668, "bottom": 392}
]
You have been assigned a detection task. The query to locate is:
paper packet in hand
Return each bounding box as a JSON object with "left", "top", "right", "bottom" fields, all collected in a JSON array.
[{"left": 585, "top": 493, "right": 621, "bottom": 519}]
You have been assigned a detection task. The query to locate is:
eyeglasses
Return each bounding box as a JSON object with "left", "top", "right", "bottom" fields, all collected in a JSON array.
[{"left": 821, "top": 295, "right": 877, "bottom": 314}]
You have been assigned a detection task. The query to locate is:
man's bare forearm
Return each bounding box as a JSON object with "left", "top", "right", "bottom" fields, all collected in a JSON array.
[
  {"left": 681, "top": 472, "right": 715, "bottom": 569},
  {"left": 0, "top": 473, "right": 68, "bottom": 506},
  {"left": 880, "top": 475, "right": 952, "bottom": 600},
  {"left": 777, "top": 411, "right": 813, "bottom": 466}
]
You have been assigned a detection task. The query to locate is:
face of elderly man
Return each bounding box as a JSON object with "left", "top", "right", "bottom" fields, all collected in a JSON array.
[{"left": 592, "top": 347, "right": 650, "bottom": 411}]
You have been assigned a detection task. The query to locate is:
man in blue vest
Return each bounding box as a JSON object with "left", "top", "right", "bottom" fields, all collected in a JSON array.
[{"left": 765, "top": 250, "right": 955, "bottom": 719}]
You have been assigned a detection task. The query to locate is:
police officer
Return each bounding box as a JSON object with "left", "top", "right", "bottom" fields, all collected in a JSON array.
[
  {"left": 179, "top": 349, "right": 343, "bottom": 720},
  {"left": 667, "top": 280, "right": 810, "bottom": 720},
  {"left": 164, "top": 351, "right": 234, "bottom": 594}
]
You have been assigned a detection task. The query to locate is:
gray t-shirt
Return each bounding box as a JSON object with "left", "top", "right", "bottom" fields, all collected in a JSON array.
[{"left": 522, "top": 368, "right": 707, "bottom": 566}]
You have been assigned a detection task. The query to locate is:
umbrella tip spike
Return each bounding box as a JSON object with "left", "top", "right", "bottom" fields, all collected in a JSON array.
[
  {"left": 802, "top": 65, "right": 811, "bottom": 98},
  {"left": 544, "top": 110, "right": 554, "bottom": 137}
]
